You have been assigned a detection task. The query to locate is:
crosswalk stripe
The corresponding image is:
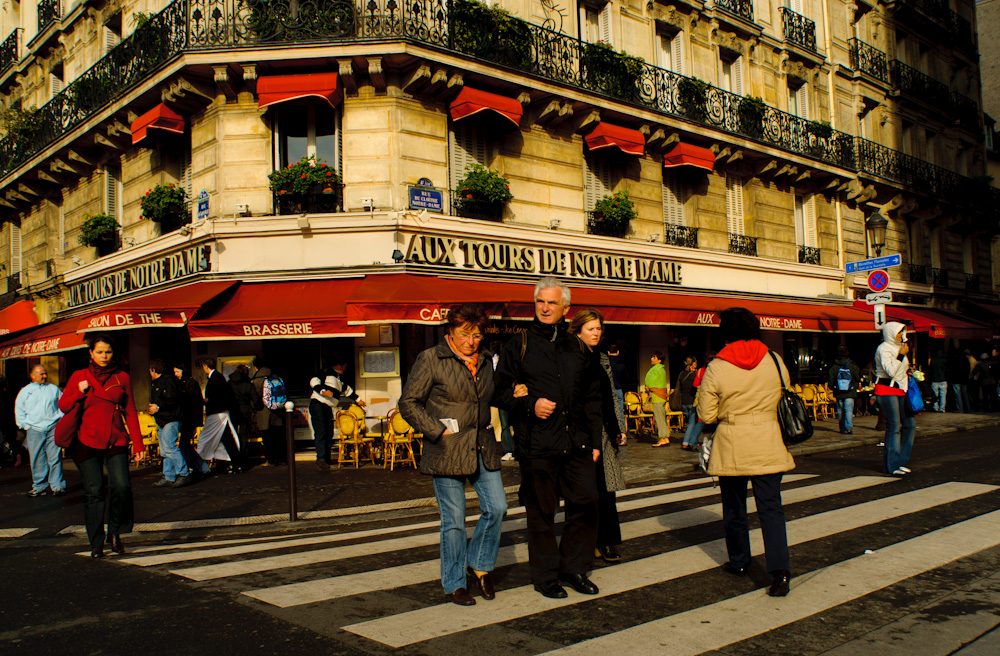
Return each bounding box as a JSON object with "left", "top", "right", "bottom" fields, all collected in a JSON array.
[
  {"left": 545, "top": 509, "right": 1000, "bottom": 656},
  {"left": 342, "top": 482, "right": 998, "bottom": 648},
  {"left": 244, "top": 476, "right": 890, "bottom": 607},
  {"left": 167, "top": 474, "right": 818, "bottom": 579},
  {"left": 0, "top": 528, "right": 37, "bottom": 538}
]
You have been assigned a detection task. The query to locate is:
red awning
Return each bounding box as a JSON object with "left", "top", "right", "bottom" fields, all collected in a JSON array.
[
  {"left": 188, "top": 279, "right": 366, "bottom": 341},
  {"left": 449, "top": 87, "right": 523, "bottom": 127},
  {"left": 0, "top": 300, "right": 39, "bottom": 336},
  {"left": 257, "top": 73, "right": 341, "bottom": 110},
  {"left": 76, "top": 281, "right": 238, "bottom": 333},
  {"left": 347, "top": 275, "right": 522, "bottom": 325},
  {"left": 855, "top": 302, "right": 994, "bottom": 339},
  {"left": 131, "top": 104, "right": 186, "bottom": 145},
  {"left": 0, "top": 317, "right": 87, "bottom": 360},
  {"left": 585, "top": 123, "right": 645, "bottom": 156},
  {"left": 662, "top": 143, "right": 715, "bottom": 171}
]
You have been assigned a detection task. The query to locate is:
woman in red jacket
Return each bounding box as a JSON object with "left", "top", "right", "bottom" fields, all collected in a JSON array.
[{"left": 58, "top": 333, "right": 144, "bottom": 558}]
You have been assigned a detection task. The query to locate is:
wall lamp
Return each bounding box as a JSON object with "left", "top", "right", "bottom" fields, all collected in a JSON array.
[{"left": 865, "top": 212, "right": 888, "bottom": 256}]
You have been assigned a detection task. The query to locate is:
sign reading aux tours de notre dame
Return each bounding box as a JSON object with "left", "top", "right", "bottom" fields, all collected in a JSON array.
[
  {"left": 404, "top": 235, "right": 682, "bottom": 285},
  {"left": 66, "top": 245, "right": 211, "bottom": 308}
]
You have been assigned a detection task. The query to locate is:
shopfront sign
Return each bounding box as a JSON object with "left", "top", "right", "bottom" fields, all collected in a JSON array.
[
  {"left": 66, "top": 245, "right": 211, "bottom": 308},
  {"left": 403, "top": 235, "right": 682, "bottom": 286}
]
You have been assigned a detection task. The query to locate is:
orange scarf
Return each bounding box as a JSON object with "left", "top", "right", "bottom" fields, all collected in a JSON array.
[{"left": 446, "top": 336, "right": 479, "bottom": 381}]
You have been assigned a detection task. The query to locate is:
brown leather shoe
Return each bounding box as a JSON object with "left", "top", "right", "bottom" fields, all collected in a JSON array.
[
  {"left": 767, "top": 570, "right": 791, "bottom": 597},
  {"left": 467, "top": 567, "right": 495, "bottom": 600},
  {"left": 446, "top": 587, "right": 476, "bottom": 606},
  {"left": 109, "top": 535, "right": 125, "bottom": 555}
]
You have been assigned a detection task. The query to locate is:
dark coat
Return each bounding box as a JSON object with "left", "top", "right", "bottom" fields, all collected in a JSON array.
[
  {"left": 149, "top": 373, "right": 183, "bottom": 427},
  {"left": 228, "top": 371, "right": 255, "bottom": 423},
  {"left": 204, "top": 370, "right": 237, "bottom": 417},
  {"left": 947, "top": 353, "right": 971, "bottom": 384},
  {"left": 493, "top": 318, "right": 602, "bottom": 459},
  {"left": 178, "top": 375, "right": 204, "bottom": 428},
  {"left": 399, "top": 340, "right": 501, "bottom": 476},
  {"left": 827, "top": 357, "right": 861, "bottom": 399},
  {"left": 676, "top": 369, "right": 698, "bottom": 405}
]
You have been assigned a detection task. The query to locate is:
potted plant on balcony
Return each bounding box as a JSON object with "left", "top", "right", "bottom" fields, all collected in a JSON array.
[
  {"left": 268, "top": 156, "right": 342, "bottom": 213},
  {"left": 677, "top": 77, "right": 708, "bottom": 120},
  {"left": 806, "top": 119, "right": 833, "bottom": 156},
  {"left": 737, "top": 95, "right": 767, "bottom": 139},
  {"left": 451, "top": 0, "right": 533, "bottom": 69},
  {"left": 581, "top": 41, "right": 644, "bottom": 101},
  {"left": 140, "top": 183, "right": 188, "bottom": 233},
  {"left": 590, "top": 190, "right": 635, "bottom": 237},
  {"left": 0, "top": 106, "right": 41, "bottom": 159},
  {"left": 454, "top": 164, "right": 513, "bottom": 222},
  {"left": 79, "top": 213, "right": 120, "bottom": 257}
]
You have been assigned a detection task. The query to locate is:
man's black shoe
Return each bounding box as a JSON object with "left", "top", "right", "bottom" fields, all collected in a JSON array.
[
  {"left": 767, "top": 570, "right": 791, "bottom": 597},
  {"left": 557, "top": 573, "right": 599, "bottom": 595},
  {"left": 534, "top": 580, "right": 568, "bottom": 599},
  {"left": 596, "top": 545, "right": 622, "bottom": 562},
  {"left": 721, "top": 562, "right": 748, "bottom": 577}
]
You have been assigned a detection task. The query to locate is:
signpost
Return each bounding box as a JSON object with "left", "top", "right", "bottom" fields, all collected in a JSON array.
[
  {"left": 867, "top": 269, "right": 890, "bottom": 292},
  {"left": 873, "top": 304, "right": 886, "bottom": 329},
  {"left": 845, "top": 254, "right": 901, "bottom": 274},
  {"left": 865, "top": 291, "right": 892, "bottom": 305}
]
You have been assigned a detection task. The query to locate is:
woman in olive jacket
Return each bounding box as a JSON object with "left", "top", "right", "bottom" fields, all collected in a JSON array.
[
  {"left": 697, "top": 308, "right": 795, "bottom": 597},
  {"left": 399, "top": 304, "right": 506, "bottom": 607}
]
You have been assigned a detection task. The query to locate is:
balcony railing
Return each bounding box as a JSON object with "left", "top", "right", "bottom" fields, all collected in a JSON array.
[
  {"left": 948, "top": 12, "right": 975, "bottom": 53},
  {"left": 38, "top": 0, "right": 61, "bottom": 33},
  {"left": 849, "top": 38, "right": 889, "bottom": 84},
  {"left": 273, "top": 185, "right": 342, "bottom": 215},
  {"left": 663, "top": 224, "right": 698, "bottom": 248},
  {"left": 729, "top": 233, "right": 757, "bottom": 256},
  {"left": 1, "top": 29, "right": 20, "bottom": 74},
  {"left": 889, "top": 60, "right": 951, "bottom": 110},
  {"left": 951, "top": 92, "right": 980, "bottom": 131},
  {"left": 715, "top": 0, "right": 754, "bottom": 23},
  {"left": 586, "top": 213, "right": 629, "bottom": 238},
  {"left": 907, "top": 264, "right": 928, "bottom": 284},
  {"left": 778, "top": 7, "right": 816, "bottom": 52},
  {"left": 798, "top": 245, "right": 821, "bottom": 265},
  {"left": 451, "top": 193, "right": 504, "bottom": 222},
  {"left": 5, "top": 273, "right": 20, "bottom": 294},
  {"left": 932, "top": 267, "right": 950, "bottom": 287},
  {"left": 965, "top": 273, "right": 980, "bottom": 293}
]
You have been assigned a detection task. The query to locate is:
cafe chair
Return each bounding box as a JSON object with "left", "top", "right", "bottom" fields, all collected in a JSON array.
[
  {"left": 383, "top": 409, "right": 418, "bottom": 471},
  {"left": 335, "top": 410, "right": 376, "bottom": 468},
  {"left": 624, "top": 391, "right": 655, "bottom": 436},
  {"left": 138, "top": 412, "right": 161, "bottom": 464}
]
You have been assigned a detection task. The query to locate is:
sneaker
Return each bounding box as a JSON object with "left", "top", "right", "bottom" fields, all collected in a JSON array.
[
  {"left": 26, "top": 488, "right": 49, "bottom": 497},
  {"left": 501, "top": 452, "right": 514, "bottom": 461},
  {"left": 153, "top": 477, "right": 176, "bottom": 487},
  {"left": 891, "top": 468, "right": 909, "bottom": 476},
  {"left": 52, "top": 488, "right": 67, "bottom": 496},
  {"left": 898, "top": 466, "right": 911, "bottom": 474},
  {"left": 172, "top": 474, "right": 194, "bottom": 488}
]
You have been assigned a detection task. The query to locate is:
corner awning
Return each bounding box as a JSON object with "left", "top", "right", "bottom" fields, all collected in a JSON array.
[
  {"left": 585, "top": 123, "right": 645, "bottom": 156},
  {"left": 257, "top": 72, "right": 341, "bottom": 110},
  {"left": 0, "top": 300, "right": 39, "bottom": 336},
  {"left": 76, "top": 281, "right": 238, "bottom": 333},
  {"left": 188, "top": 279, "right": 366, "bottom": 341},
  {"left": 131, "top": 104, "right": 186, "bottom": 145},
  {"left": 855, "top": 302, "right": 994, "bottom": 339},
  {"left": 347, "top": 275, "right": 520, "bottom": 325},
  {"left": 0, "top": 317, "right": 87, "bottom": 360},
  {"left": 449, "top": 87, "right": 523, "bottom": 127},
  {"left": 662, "top": 143, "right": 715, "bottom": 171}
]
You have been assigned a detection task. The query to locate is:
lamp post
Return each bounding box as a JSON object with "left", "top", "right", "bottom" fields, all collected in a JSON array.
[{"left": 865, "top": 212, "right": 888, "bottom": 257}]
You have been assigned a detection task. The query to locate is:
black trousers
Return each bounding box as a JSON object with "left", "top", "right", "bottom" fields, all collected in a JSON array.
[
  {"left": 595, "top": 453, "right": 621, "bottom": 547},
  {"left": 262, "top": 426, "right": 286, "bottom": 465},
  {"left": 519, "top": 452, "right": 599, "bottom": 583},
  {"left": 77, "top": 453, "right": 133, "bottom": 550},
  {"left": 719, "top": 473, "right": 790, "bottom": 574},
  {"left": 220, "top": 424, "right": 246, "bottom": 470}
]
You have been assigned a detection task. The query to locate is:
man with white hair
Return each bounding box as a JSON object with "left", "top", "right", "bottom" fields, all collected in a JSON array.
[
  {"left": 15, "top": 365, "right": 66, "bottom": 497},
  {"left": 494, "top": 277, "right": 603, "bottom": 599}
]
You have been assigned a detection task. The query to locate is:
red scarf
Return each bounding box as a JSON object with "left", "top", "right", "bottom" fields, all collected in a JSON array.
[
  {"left": 446, "top": 336, "right": 479, "bottom": 381},
  {"left": 87, "top": 360, "right": 119, "bottom": 386}
]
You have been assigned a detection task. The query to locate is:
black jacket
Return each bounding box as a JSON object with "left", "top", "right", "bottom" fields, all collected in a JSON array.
[
  {"left": 607, "top": 354, "right": 630, "bottom": 391},
  {"left": 494, "top": 318, "right": 602, "bottom": 459},
  {"left": 827, "top": 357, "right": 861, "bottom": 399},
  {"left": 204, "top": 370, "right": 237, "bottom": 416},
  {"left": 177, "top": 375, "right": 204, "bottom": 428},
  {"left": 149, "top": 373, "right": 183, "bottom": 427}
]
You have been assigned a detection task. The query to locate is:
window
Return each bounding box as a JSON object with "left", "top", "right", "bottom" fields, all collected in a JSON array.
[
  {"left": 580, "top": 2, "right": 613, "bottom": 45},
  {"left": 720, "top": 56, "right": 744, "bottom": 96},
  {"left": 57, "top": 206, "right": 65, "bottom": 256},
  {"left": 985, "top": 125, "right": 994, "bottom": 151},
  {"left": 793, "top": 194, "right": 817, "bottom": 247},
  {"left": 583, "top": 152, "right": 614, "bottom": 212},
  {"left": 49, "top": 64, "right": 63, "bottom": 100},
  {"left": 901, "top": 120, "right": 913, "bottom": 155},
  {"left": 661, "top": 171, "right": 684, "bottom": 226},
  {"left": 788, "top": 83, "right": 808, "bottom": 120},
  {"left": 789, "top": 0, "right": 805, "bottom": 15},
  {"left": 180, "top": 143, "right": 193, "bottom": 215},
  {"left": 656, "top": 31, "right": 684, "bottom": 74},
  {"left": 9, "top": 223, "right": 21, "bottom": 279},
  {"left": 448, "top": 120, "right": 488, "bottom": 191},
  {"left": 925, "top": 130, "right": 938, "bottom": 165},
  {"left": 725, "top": 175, "right": 745, "bottom": 234},
  {"left": 104, "top": 163, "right": 122, "bottom": 220},
  {"left": 274, "top": 104, "right": 340, "bottom": 170}
]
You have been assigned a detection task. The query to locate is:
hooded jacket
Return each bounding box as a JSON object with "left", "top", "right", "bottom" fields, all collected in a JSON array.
[
  {"left": 697, "top": 339, "right": 795, "bottom": 477},
  {"left": 827, "top": 356, "right": 860, "bottom": 399},
  {"left": 874, "top": 321, "right": 909, "bottom": 395}
]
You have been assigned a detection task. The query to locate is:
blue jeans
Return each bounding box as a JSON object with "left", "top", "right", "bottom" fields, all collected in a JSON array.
[
  {"left": 682, "top": 404, "right": 702, "bottom": 447},
  {"left": 432, "top": 453, "right": 507, "bottom": 594},
  {"left": 930, "top": 382, "right": 948, "bottom": 412},
  {"left": 157, "top": 421, "right": 188, "bottom": 480},
  {"left": 879, "top": 394, "right": 915, "bottom": 473},
  {"left": 951, "top": 383, "right": 970, "bottom": 413},
  {"left": 836, "top": 397, "right": 855, "bottom": 433},
  {"left": 615, "top": 389, "right": 625, "bottom": 422},
  {"left": 26, "top": 427, "right": 66, "bottom": 493},
  {"left": 77, "top": 452, "right": 134, "bottom": 550}
]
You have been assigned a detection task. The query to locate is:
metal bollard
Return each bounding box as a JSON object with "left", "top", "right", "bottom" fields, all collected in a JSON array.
[{"left": 284, "top": 400, "right": 298, "bottom": 522}]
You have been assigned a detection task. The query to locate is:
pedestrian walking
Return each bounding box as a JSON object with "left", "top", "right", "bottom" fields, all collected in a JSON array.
[
  {"left": 976, "top": 352, "right": 997, "bottom": 412},
  {"left": 14, "top": 365, "right": 66, "bottom": 496},
  {"left": 928, "top": 349, "right": 948, "bottom": 412},
  {"left": 875, "top": 322, "right": 916, "bottom": 476},
  {"left": 197, "top": 356, "right": 245, "bottom": 473},
  {"left": 309, "top": 356, "right": 361, "bottom": 469},
  {"left": 399, "top": 303, "right": 507, "bottom": 606},
  {"left": 251, "top": 358, "right": 286, "bottom": 466},
  {"left": 645, "top": 351, "right": 670, "bottom": 447},
  {"left": 827, "top": 346, "right": 860, "bottom": 434},
  {"left": 148, "top": 359, "right": 192, "bottom": 488},
  {"left": 174, "top": 363, "right": 210, "bottom": 478},
  {"left": 57, "top": 334, "right": 145, "bottom": 557},
  {"left": 947, "top": 349, "right": 971, "bottom": 413},
  {"left": 606, "top": 344, "right": 629, "bottom": 419},
  {"left": 677, "top": 356, "right": 700, "bottom": 451},
  {"left": 697, "top": 308, "right": 794, "bottom": 597},
  {"left": 228, "top": 364, "right": 255, "bottom": 451}
]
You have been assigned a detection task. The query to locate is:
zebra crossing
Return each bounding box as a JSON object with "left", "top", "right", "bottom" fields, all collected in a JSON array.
[{"left": 85, "top": 473, "right": 1000, "bottom": 654}]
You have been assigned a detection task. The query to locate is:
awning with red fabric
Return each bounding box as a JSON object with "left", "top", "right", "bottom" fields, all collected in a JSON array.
[
  {"left": 449, "top": 87, "right": 523, "bottom": 127},
  {"left": 584, "top": 123, "right": 645, "bottom": 156},
  {"left": 188, "top": 279, "right": 366, "bottom": 341},
  {"left": 347, "top": 275, "right": 522, "bottom": 325},
  {"left": 662, "top": 143, "right": 716, "bottom": 171},
  {"left": 0, "top": 300, "right": 39, "bottom": 336},
  {"left": 257, "top": 72, "right": 341, "bottom": 110},
  {"left": 854, "top": 302, "right": 994, "bottom": 339},
  {"left": 130, "top": 104, "right": 186, "bottom": 145},
  {"left": 0, "top": 317, "right": 87, "bottom": 360},
  {"left": 76, "top": 281, "right": 238, "bottom": 333}
]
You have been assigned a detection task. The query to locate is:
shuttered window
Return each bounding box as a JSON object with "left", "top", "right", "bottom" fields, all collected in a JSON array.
[
  {"left": 722, "top": 57, "right": 744, "bottom": 96},
  {"left": 598, "top": 3, "right": 613, "bottom": 45},
  {"left": 57, "top": 206, "right": 66, "bottom": 256},
  {"left": 180, "top": 143, "right": 194, "bottom": 216},
  {"left": 104, "top": 25, "right": 121, "bottom": 55},
  {"left": 50, "top": 72, "right": 62, "bottom": 98},
  {"left": 790, "top": 0, "right": 804, "bottom": 14},
  {"left": 449, "top": 121, "right": 488, "bottom": 191},
  {"left": 794, "top": 194, "right": 818, "bottom": 247},
  {"left": 656, "top": 32, "right": 684, "bottom": 74},
  {"left": 104, "top": 164, "right": 121, "bottom": 220},
  {"left": 583, "top": 152, "right": 613, "bottom": 212},
  {"left": 789, "top": 83, "right": 809, "bottom": 119},
  {"left": 661, "top": 171, "right": 684, "bottom": 226},
  {"left": 726, "top": 175, "right": 745, "bottom": 235},
  {"left": 10, "top": 223, "right": 21, "bottom": 276}
]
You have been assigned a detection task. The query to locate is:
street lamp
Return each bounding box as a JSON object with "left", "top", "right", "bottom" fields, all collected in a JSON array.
[{"left": 865, "top": 212, "right": 888, "bottom": 257}]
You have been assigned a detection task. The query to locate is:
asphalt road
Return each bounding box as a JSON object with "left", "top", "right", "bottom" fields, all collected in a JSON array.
[{"left": 3, "top": 426, "right": 1000, "bottom": 655}]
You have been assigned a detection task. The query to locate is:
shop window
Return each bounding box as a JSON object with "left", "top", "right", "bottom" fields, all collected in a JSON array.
[
  {"left": 104, "top": 162, "right": 122, "bottom": 219},
  {"left": 793, "top": 193, "right": 817, "bottom": 248},
  {"left": 656, "top": 30, "right": 684, "bottom": 75},
  {"left": 580, "top": 1, "right": 613, "bottom": 45},
  {"left": 583, "top": 152, "right": 614, "bottom": 212},
  {"left": 274, "top": 104, "right": 341, "bottom": 170},
  {"left": 720, "top": 55, "right": 744, "bottom": 96},
  {"left": 661, "top": 170, "right": 684, "bottom": 226},
  {"left": 448, "top": 120, "right": 489, "bottom": 191},
  {"left": 725, "top": 175, "right": 745, "bottom": 234}
]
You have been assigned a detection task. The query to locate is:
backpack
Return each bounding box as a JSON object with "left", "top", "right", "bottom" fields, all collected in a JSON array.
[
  {"left": 262, "top": 374, "right": 287, "bottom": 410},
  {"left": 836, "top": 363, "right": 853, "bottom": 391}
]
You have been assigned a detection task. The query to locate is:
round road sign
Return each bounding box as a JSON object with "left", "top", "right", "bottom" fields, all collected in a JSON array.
[{"left": 868, "top": 269, "right": 890, "bottom": 292}]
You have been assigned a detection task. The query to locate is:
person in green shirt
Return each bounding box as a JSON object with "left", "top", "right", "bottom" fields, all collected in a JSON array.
[{"left": 644, "top": 351, "right": 670, "bottom": 446}]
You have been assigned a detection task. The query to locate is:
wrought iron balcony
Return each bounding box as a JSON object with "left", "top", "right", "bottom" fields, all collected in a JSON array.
[
  {"left": 586, "top": 212, "right": 629, "bottom": 238},
  {"left": 906, "top": 0, "right": 951, "bottom": 24},
  {"left": 948, "top": 12, "right": 975, "bottom": 53},
  {"left": 37, "top": 0, "right": 61, "bottom": 33},
  {"left": 1, "top": 29, "right": 19, "bottom": 74},
  {"left": 965, "top": 273, "right": 980, "bottom": 293},
  {"left": 778, "top": 7, "right": 816, "bottom": 52},
  {"left": 714, "top": 0, "right": 754, "bottom": 23},
  {"left": 889, "top": 60, "right": 950, "bottom": 110},
  {"left": 907, "top": 264, "right": 928, "bottom": 284},
  {"left": 451, "top": 193, "right": 504, "bottom": 222},
  {"left": 273, "top": 185, "right": 342, "bottom": 215},
  {"left": 849, "top": 38, "right": 889, "bottom": 84},
  {"left": 663, "top": 224, "right": 698, "bottom": 248},
  {"left": 729, "top": 233, "right": 757, "bottom": 257},
  {"left": 798, "top": 245, "right": 821, "bottom": 265},
  {"left": 6, "top": 273, "right": 20, "bottom": 294},
  {"left": 951, "top": 92, "right": 980, "bottom": 132},
  {"left": 932, "top": 267, "right": 949, "bottom": 287}
]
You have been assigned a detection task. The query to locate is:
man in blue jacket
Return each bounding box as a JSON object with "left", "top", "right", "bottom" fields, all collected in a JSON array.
[{"left": 15, "top": 365, "right": 65, "bottom": 497}]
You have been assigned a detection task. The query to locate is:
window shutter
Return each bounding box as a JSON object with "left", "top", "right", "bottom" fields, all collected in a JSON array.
[
  {"left": 449, "top": 122, "right": 487, "bottom": 191},
  {"left": 661, "top": 171, "right": 683, "bottom": 226},
  {"left": 599, "top": 3, "right": 613, "bottom": 45},
  {"left": 105, "top": 166, "right": 120, "bottom": 219},
  {"left": 791, "top": 0, "right": 804, "bottom": 14},
  {"left": 104, "top": 26, "right": 121, "bottom": 55},
  {"left": 803, "top": 195, "right": 818, "bottom": 247},
  {"left": 50, "top": 73, "right": 62, "bottom": 97},
  {"left": 656, "top": 34, "right": 671, "bottom": 69},
  {"left": 10, "top": 223, "right": 21, "bottom": 275},
  {"left": 796, "top": 85, "right": 809, "bottom": 120},
  {"left": 671, "top": 33, "right": 684, "bottom": 76},
  {"left": 732, "top": 57, "right": 745, "bottom": 96},
  {"left": 793, "top": 195, "right": 804, "bottom": 245},
  {"left": 584, "top": 153, "right": 612, "bottom": 212},
  {"left": 181, "top": 144, "right": 194, "bottom": 216},
  {"left": 57, "top": 206, "right": 66, "bottom": 256},
  {"left": 726, "top": 176, "right": 744, "bottom": 234}
]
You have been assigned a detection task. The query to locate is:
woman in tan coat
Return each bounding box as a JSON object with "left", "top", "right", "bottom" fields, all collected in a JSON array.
[{"left": 697, "top": 308, "right": 795, "bottom": 597}]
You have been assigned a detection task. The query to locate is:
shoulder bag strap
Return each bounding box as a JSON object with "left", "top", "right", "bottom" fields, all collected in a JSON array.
[{"left": 768, "top": 350, "right": 788, "bottom": 391}]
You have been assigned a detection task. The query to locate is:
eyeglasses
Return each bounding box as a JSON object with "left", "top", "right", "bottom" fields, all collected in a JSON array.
[{"left": 455, "top": 331, "right": 484, "bottom": 342}]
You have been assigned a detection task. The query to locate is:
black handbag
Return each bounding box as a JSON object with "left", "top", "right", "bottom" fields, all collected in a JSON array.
[{"left": 768, "top": 351, "right": 813, "bottom": 446}]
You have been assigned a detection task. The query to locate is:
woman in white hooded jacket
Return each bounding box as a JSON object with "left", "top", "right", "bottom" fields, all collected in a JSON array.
[{"left": 874, "top": 321, "right": 915, "bottom": 475}]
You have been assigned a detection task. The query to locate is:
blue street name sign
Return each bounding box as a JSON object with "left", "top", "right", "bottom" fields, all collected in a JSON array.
[
  {"left": 408, "top": 186, "right": 443, "bottom": 211},
  {"left": 845, "top": 254, "right": 901, "bottom": 274},
  {"left": 197, "top": 190, "right": 209, "bottom": 221}
]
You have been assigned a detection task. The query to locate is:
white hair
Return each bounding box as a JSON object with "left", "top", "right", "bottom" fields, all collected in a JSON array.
[{"left": 534, "top": 277, "right": 571, "bottom": 305}]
